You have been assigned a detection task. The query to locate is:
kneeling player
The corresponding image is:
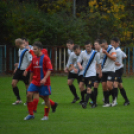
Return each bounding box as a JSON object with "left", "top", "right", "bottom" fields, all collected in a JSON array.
[{"left": 24, "top": 42, "right": 53, "bottom": 120}]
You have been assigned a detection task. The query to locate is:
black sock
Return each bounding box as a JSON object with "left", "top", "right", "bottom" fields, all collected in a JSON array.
[
  {"left": 90, "top": 91, "right": 95, "bottom": 104},
  {"left": 104, "top": 91, "right": 109, "bottom": 104},
  {"left": 13, "top": 87, "right": 21, "bottom": 100},
  {"left": 94, "top": 88, "right": 98, "bottom": 104},
  {"left": 81, "top": 90, "right": 87, "bottom": 101},
  {"left": 69, "top": 85, "right": 78, "bottom": 98},
  {"left": 111, "top": 89, "right": 115, "bottom": 101},
  {"left": 120, "top": 88, "right": 129, "bottom": 102},
  {"left": 114, "top": 88, "right": 118, "bottom": 99},
  {"left": 85, "top": 93, "right": 91, "bottom": 103}
]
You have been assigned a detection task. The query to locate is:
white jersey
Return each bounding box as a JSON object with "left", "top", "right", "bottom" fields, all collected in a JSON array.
[
  {"left": 115, "top": 47, "right": 127, "bottom": 70},
  {"left": 77, "top": 50, "right": 100, "bottom": 77},
  {"left": 18, "top": 48, "right": 32, "bottom": 70},
  {"left": 68, "top": 49, "right": 72, "bottom": 56},
  {"left": 101, "top": 45, "right": 116, "bottom": 72}
]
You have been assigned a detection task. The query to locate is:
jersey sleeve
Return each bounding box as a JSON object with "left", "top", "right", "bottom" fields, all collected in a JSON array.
[
  {"left": 110, "top": 48, "right": 116, "bottom": 57},
  {"left": 42, "top": 49, "right": 49, "bottom": 57},
  {"left": 29, "top": 50, "right": 35, "bottom": 57},
  {"left": 95, "top": 52, "right": 101, "bottom": 64},
  {"left": 43, "top": 56, "right": 53, "bottom": 71},
  {"left": 77, "top": 51, "right": 83, "bottom": 63},
  {"left": 67, "top": 53, "right": 74, "bottom": 65}
]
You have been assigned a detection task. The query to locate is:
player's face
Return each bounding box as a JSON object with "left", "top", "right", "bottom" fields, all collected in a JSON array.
[
  {"left": 101, "top": 43, "right": 107, "bottom": 50},
  {"left": 70, "top": 44, "right": 74, "bottom": 50},
  {"left": 74, "top": 48, "right": 81, "bottom": 56},
  {"left": 15, "top": 42, "right": 20, "bottom": 48},
  {"left": 33, "top": 46, "right": 40, "bottom": 56},
  {"left": 111, "top": 40, "right": 116, "bottom": 47},
  {"left": 94, "top": 42, "right": 101, "bottom": 51},
  {"left": 66, "top": 43, "right": 71, "bottom": 50},
  {"left": 85, "top": 44, "right": 92, "bottom": 52}
]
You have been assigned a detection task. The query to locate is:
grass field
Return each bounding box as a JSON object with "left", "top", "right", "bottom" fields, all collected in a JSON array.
[{"left": 0, "top": 76, "right": 134, "bottom": 134}]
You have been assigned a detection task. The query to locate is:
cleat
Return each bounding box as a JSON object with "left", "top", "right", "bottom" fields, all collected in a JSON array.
[
  {"left": 89, "top": 101, "right": 93, "bottom": 105},
  {"left": 51, "top": 103, "right": 58, "bottom": 113},
  {"left": 12, "top": 100, "right": 22, "bottom": 105},
  {"left": 41, "top": 101, "right": 45, "bottom": 105},
  {"left": 91, "top": 103, "right": 97, "bottom": 108},
  {"left": 102, "top": 103, "right": 110, "bottom": 107},
  {"left": 71, "top": 97, "right": 80, "bottom": 103},
  {"left": 124, "top": 101, "right": 130, "bottom": 106},
  {"left": 82, "top": 102, "right": 87, "bottom": 109},
  {"left": 24, "top": 102, "right": 27, "bottom": 106},
  {"left": 79, "top": 100, "right": 85, "bottom": 105},
  {"left": 111, "top": 100, "right": 117, "bottom": 107},
  {"left": 24, "top": 115, "right": 34, "bottom": 120},
  {"left": 41, "top": 116, "right": 49, "bottom": 121}
]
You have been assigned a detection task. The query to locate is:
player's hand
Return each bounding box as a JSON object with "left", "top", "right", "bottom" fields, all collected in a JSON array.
[
  {"left": 40, "top": 78, "right": 46, "bottom": 85},
  {"left": 79, "top": 66, "right": 83, "bottom": 71},
  {"left": 23, "top": 70, "right": 28, "bottom": 76},
  {"left": 74, "top": 69, "right": 78, "bottom": 73},
  {"left": 115, "top": 62, "right": 121, "bottom": 66},
  {"left": 14, "top": 63, "right": 18, "bottom": 68},
  {"left": 64, "top": 68, "right": 68, "bottom": 73},
  {"left": 99, "top": 72, "right": 102, "bottom": 78},
  {"left": 13, "top": 69, "right": 17, "bottom": 74},
  {"left": 102, "top": 49, "right": 107, "bottom": 54}
]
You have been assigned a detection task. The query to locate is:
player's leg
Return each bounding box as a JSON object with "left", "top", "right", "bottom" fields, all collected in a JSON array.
[
  {"left": 11, "top": 79, "right": 22, "bottom": 105},
  {"left": 32, "top": 92, "right": 39, "bottom": 112},
  {"left": 68, "top": 73, "right": 79, "bottom": 103},
  {"left": 118, "top": 81, "right": 130, "bottom": 106}
]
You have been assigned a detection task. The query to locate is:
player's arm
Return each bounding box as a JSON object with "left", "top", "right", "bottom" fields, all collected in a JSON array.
[
  {"left": 40, "top": 56, "right": 53, "bottom": 85},
  {"left": 96, "top": 53, "right": 102, "bottom": 78},
  {"left": 77, "top": 52, "right": 83, "bottom": 70},
  {"left": 64, "top": 53, "right": 72, "bottom": 73},
  {"left": 102, "top": 49, "right": 116, "bottom": 61},
  {"left": 122, "top": 51, "right": 127, "bottom": 59}
]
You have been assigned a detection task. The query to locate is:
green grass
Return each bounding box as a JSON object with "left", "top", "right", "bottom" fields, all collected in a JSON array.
[{"left": 0, "top": 76, "right": 134, "bottom": 134}]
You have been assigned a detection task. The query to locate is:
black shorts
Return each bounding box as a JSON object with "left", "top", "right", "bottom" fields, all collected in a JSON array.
[
  {"left": 94, "top": 73, "right": 101, "bottom": 83},
  {"left": 101, "top": 72, "right": 115, "bottom": 82},
  {"left": 13, "top": 69, "right": 30, "bottom": 85},
  {"left": 77, "top": 75, "right": 85, "bottom": 83},
  {"left": 83, "top": 76, "right": 96, "bottom": 88},
  {"left": 68, "top": 72, "right": 78, "bottom": 80},
  {"left": 114, "top": 68, "right": 123, "bottom": 83}
]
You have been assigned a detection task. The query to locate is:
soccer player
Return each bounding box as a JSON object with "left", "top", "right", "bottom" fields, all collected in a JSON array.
[
  {"left": 77, "top": 41, "right": 101, "bottom": 108},
  {"left": 94, "top": 39, "right": 103, "bottom": 104},
  {"left": 100, "top": 39, "right": 116, "bottom": 107},
  {"left": 111, "top": 37, "right": 130, "bottom": 106},
  {"left": 22, "top": 37, "right": 33, "bottom": 50},
  {"left": 64, "top": 40, "right": 80, "bottom": 103},
  {"left": 68, "top": 45, "right": 85, "bottom": 104},
  {"left": 24, "top": 41, "right": 53, "bottom": 120},
  {"left": 12, "top": 38, "right": 32, "bottom": 105}
]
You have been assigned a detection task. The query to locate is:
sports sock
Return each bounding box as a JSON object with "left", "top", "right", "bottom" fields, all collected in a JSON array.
[
  {"left": 120, "top": 88, "right": 129, "bottom": 102},
  {"left": 111, "top": 89, "right": 115, "bottom": 101},
  {"left": 69, "top": 85, "right": 78, "bottom": 98},
  {"left": 90, "top": 91, "right": 95, "bottom": 104},
  {"left": 85, "top": 93, "right": 91, "bottom": 103},
  {"left": 94, "top": 88, "right": 98, "bottom": 104},
  {"left": 81, "top": 89, "right": 87, "bottom": 101},
  {"left": 104, "top": 91, "right": 109, "bottom": 104},
  {"left": 33, "top": 99, "right": 39, "bottom": 111},
  {"left": 27, "top": 102, "right": 33, "bottom": 115},
  {"left": 49, "top": 99, "right": 55, "bottom": 107},
  {"left": 114, "top": 88, "right": 118, "bottom": 99},
  {"left": 44, "top": 106, "right": 50, "bottom": 117},
  {"left": 13, "top": 87, "right": 21, "bottom": 100}
]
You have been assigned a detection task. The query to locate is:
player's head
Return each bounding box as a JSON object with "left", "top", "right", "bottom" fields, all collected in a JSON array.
[
  {"left": 73, "top": 45, "right": 81, "bottom": 56},
  {"left": 84, "top": 40, "right": 92, "bottom": 52},
  {"left": 33, "top": 41, "right": 43, "bottom": 56},
  {"left": 94, "top": 39, "right": 101, "bottom": 51},
  {"left": 22, "top": 37, "right": 29, "bottom": 46},
  {"left": 15, "top": 38, "right": 25, "bottom": 48},
  {"left": 66, "top": 39, "right": 74, "bottom": 50},
  {"left": 111, "top": 37, "right": 120, "bottom": 48},
  {"left": 100, "top": 39, "right": 108, "bottom": 50}
]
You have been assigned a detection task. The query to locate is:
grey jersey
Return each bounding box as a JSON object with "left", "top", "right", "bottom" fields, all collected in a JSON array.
[
  {"left": 77, "top": 50, "right": 100, "bottom": 77},
  {"left": 115, "top": 47, "right": 126, "bottom": 70},
  {"left": 18, "top": 48, "right": 32, "bottom": 70},
  {"left": 101, "top": 46, "right": 116, "bottom": 72}
]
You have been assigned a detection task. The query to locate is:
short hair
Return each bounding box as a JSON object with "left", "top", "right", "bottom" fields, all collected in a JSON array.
[
  {"left": 22, "top": 37, "right": 28, "bottom": 41},
  {"left": 111, "top": 37, "right": 120, "bottom": 43},
  {"left": 94, "top": 39, "right": 101, "bottom": 44},
  {"left": 84, "top": 40, "right": 92, "bottom": 46},
  {"left": 33, "top": 41, "right": 43, "bottom": 49},
  {"left": 73, "top": 45, "right": 80, "bottom": 51},
  {"left": 66, "top": 39, "right": 74, "bottom": 45},
  {"left": 15, "top": 38, "right": 24, "bottom": 45},
  {"left": 100, "top": 39, "right": 107, "bottom": 44}
]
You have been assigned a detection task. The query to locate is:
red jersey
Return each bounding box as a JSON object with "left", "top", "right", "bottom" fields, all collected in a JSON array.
[
  {"left": 30, "top": 54, "right": 53, "bottom": 86},
  {"left": 26, "top": 49, "right": 49, "bottom": 71}
]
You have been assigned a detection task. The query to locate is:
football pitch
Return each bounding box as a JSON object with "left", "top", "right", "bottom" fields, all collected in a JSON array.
[{"left": 0, "top": 76, "right": 134, "bottom": 134}]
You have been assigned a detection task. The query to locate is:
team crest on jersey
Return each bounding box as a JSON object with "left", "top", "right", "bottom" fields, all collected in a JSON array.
[
  {"left": 36, "top": 61, "right": 38, "bottom": 65},
  {"left": 108, "top": 76, "right": 112, "bottom": 80},
  {"left": 115, "top": 77, "right": 117, "bottom": 80},
  {"left": 82, "top": 78, "right": 85, "bottom": 82},
  {"left": 89, "top": 81, "right": 91, "bottom": 84}
]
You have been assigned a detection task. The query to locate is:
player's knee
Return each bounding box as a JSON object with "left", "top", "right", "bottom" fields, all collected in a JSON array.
[
  {"left": 27, "top": 92, "right": 32, "bottom": 101},
  {"left": 11, "top": 82, "right": 16, "bottom": 88},
  {"left": 107, "top": 85, "right": 113, "bottom": 90},
  {"left": 67, "top": 81, "right": 72, "bottom": 86},
  {"left": 87, "top": 87, "right": 92, "bottom": 93}
]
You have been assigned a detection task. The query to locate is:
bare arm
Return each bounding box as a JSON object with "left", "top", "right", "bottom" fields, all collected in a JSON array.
[
  {"left": 40, "top": 70, "right": 51, "bottom": 85},
  {"left": 103, "top": 50, "right": 116, "bottom": 61}
]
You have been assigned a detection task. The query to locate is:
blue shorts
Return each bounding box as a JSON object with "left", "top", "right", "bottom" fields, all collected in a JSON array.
[{"left": 27, "top": 83, "right": 51, "bottom": 96}]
